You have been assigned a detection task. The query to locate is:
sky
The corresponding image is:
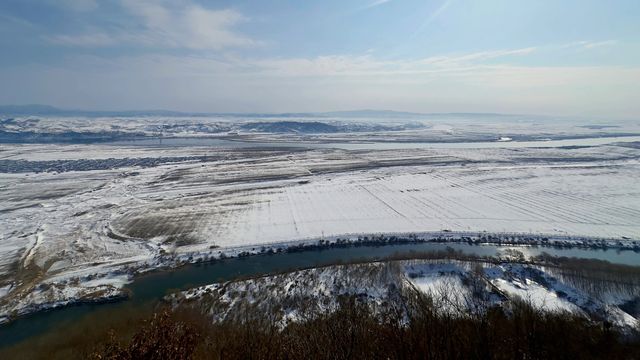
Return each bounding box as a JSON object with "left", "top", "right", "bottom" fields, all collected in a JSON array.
[{"left": 0, "top": 0, "right": 639, "bottom": 118}]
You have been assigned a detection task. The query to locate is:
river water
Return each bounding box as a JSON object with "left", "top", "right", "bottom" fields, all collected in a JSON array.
[{"left": 0, "top": 241, "right": 638, "bottom": 348}]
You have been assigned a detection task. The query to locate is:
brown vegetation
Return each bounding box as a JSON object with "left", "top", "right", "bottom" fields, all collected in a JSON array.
[
  {"left": 3, "top": 254, "right": 640, "bottom": 359},
  {"left": 84, "top": 293, "right": 640, "bottom": 360}
]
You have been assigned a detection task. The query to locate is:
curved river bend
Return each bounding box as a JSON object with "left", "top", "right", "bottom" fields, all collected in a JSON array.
[{"left": 0, "top": 241, "right": 639, "bottom": 348}]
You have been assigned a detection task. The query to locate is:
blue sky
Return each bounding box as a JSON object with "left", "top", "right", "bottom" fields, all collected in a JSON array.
[{"left": 1, "top": 0, "right": 639, "bottom": 118}]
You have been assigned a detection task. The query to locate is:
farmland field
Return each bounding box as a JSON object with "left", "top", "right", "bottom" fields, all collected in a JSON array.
[{"left": 1, "top": 137, "right": 640, "bottom": 322}]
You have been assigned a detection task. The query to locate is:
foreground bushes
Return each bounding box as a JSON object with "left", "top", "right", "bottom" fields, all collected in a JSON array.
[{"left": 88, "top": 294, "right": 640, "bottom": 360}]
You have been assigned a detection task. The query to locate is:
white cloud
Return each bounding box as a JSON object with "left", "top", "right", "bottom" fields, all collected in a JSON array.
[
  {"left": 4, "top": 46, "right": 638, "bottom": 118},
  {"left": 53, "top": 0, "right": 98, "bottom": 12},
  {"left": 412, "top": 0, "right": 454, "bottom": 36},
  {"left": 363, "top": 0, "right": 393, "bottom": 9},
  {"left": 49, "top": 1, "right": 255, "bottom": 50},
  {"left": 583, "top": 40, "right": 619, "bottom": 49},
  {"left": 48, "top": 33, "right": 116, "bottom": 47},
  {"left": 563, "top": 40, "right": 619, "bottom": 50},
  {"left": 0, "top": 13, "right": 36, "bottom": 30},
  {"left": 417, "top": 48, "right": 537, "bottom": 67},
  {"left": 248, "top": 47, "right": 536, "bottom": 76}
]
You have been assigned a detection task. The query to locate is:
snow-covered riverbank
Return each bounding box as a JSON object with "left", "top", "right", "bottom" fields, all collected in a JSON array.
[{"left": 172, "top": 258, "right": 639, "bottom": 330}]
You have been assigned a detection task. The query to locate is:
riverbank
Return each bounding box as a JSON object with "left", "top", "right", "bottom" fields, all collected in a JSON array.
[
  {"left": 2, "top": 232, "right": 639, "bottom": 325},
  {"left": 1, "top": 232, "right": 639, "bottom": 349},
  {"left": 3, "top": 252, "right": 640, "bottom": 359}
]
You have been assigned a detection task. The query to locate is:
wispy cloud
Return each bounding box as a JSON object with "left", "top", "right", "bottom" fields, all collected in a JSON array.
[
  {"left": 249, "top": 47, "right": 536, "bottom": 76},
  {"left": 0, "top": 13, "right": 36, "bottom": 29},
  {"left": 49, "top": 32, "right": 116, "bottom": 47},
  {"left": 14, "top": 50, "right": 637, "bottom": 117},
  {"left": 583, "top": 40, "right": 619, "bottom": 49},
  {"left": 53, "top": 0, "right": 99, "bottom": 12},
  {"left": 425, "top": 0, "right": 454, "bottom": 24},
  {"left": 412, "top": 0, "right": 454, "bottom": 36},
  {"left": 563, "top": 40, "right": 619, "bottom": 50},
  {"left": 363, "top": 0, "right": 393, "bottom": 10},
  {"left": 418, "top": 47, "right": 537, "bottom": 67},
  {"left": 48, "top": 0, "right": 256, "bottom": 50}
]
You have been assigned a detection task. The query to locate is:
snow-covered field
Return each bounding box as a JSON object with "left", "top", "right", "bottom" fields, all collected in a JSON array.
[
  {"left": 174, "top": 259, "right": 639, "bottom": 329},
  {"left": 3, "top": 113, "right": 640, "bottom": 143},
  {"left": 1, "top": 140, "right": 640, "bottom": 320}
]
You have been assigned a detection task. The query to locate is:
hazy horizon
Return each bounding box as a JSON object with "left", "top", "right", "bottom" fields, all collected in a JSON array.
[
  {"left": 2, "top": 104, "right": 632, "bottom": 122},
  {"left": 1, "top": 1, "right": 639, "bottom": 119}
]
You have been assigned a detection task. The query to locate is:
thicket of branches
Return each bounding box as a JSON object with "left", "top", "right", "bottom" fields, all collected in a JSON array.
[
  {"left": 533, "top": 253, "right": 640, "bottom": 301},
  {"left": 83, "top": 293, "right": 640, "bottom": 360}
]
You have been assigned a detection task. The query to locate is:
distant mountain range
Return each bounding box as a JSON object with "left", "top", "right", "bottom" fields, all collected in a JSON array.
[{"left": 0, "top": 104, "right": 523, "bottom": 120}]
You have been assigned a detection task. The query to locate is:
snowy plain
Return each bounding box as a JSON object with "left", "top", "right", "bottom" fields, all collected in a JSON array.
[{"left": 1, "top": 123, "right": 640, "bottom": 320}]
